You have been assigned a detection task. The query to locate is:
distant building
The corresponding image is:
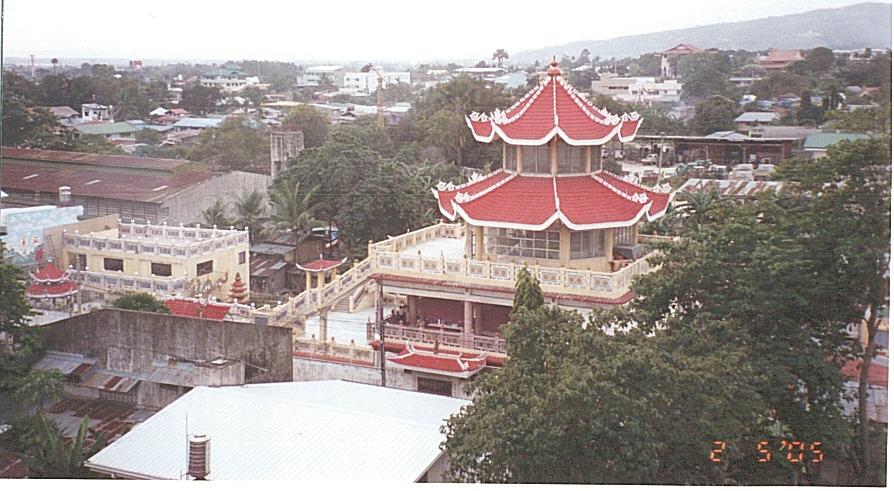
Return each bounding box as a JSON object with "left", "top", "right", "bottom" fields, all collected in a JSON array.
[
  {"left": 637, "top": 133, "right": 796, "bottom": 165},
  {"left": 591, "top": 75, "right": 681, "bottom": 105},
  {"left": 757, "top": 49, "right": 804, "bottom": 71},
  {"left": 81, "top": 103, "right": 113, "bottom": 122},
  {"left": 172, "top": 117, "right": 224, "bottom": 131},
  {"left": 802, "top": 132, "right": 871, "bottom": 158},
  {"left": 269, "top": 126, "right": 304, "bottom": 178},
  {"left": 299, "top": 65, "right": 345, "bottom": 88},
  {"left": 200, "top": 64, "right": 260, "bottom": 93},
  {"left": 493, "top": 71, "right": 529, "bottom": 90},
  {"left": 452, "top": 67, "right": 507, "bottom": 82},
  {"left": 343, "top": 68, "right": 411, "bottom": 93},
  {"left": 734, "top": 112, "right": 781, "bottom": 131},
  {"left": 1, "top": 146, "right": 271, "bottom": 224},
  {"left": 71, "top": 121, "right": 138, "bottom": 145},
  {"left": 35, "top": 105, "right": 80, "bottom": 125},
  {"left": 729, "top": 76, "right": 762, "bottom": 88},
  {"left": 657, "top": 43, "right": 702, "bottom": 78}
]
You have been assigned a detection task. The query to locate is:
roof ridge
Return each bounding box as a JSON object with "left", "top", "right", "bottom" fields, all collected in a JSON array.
[
  {"left": 592, "top": 173, "right": 649, "bottom": 204},
  {"left": 453, "top": 172, "right": 516, "bottom": 204}
]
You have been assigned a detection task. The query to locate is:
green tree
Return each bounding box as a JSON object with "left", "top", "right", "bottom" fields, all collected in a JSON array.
[
  {"left": 689, "top": 95, "right": 737, "bottom": 135},
  {"left": 267, "top": 181, "right": 325, "bottom": 250},
  {"left": 232, "top": 190, "right": 267, "bottom": 243},
  {"left": 824, "top": 105, "right": 891, "bottom": 134},
  {"left": 776, "top": 137, "right": 891, "bottom": 483},
  {"left": 135, "top": 128, "right": 163, "bottom": 145},
  {"left": 678, "top": 52, "right": 732, "bottom": 100},
  {"left": 13, "top": 369, "right": 65, "bottom": 411},
  {"left": 181, "top": 84, "right": 221, "bottom": 115},
  {"left": 200, "top": 198, "right": 233, "bottom": 229},
  {"left": 112, "top": 293, "right": 171, "bottom": 313},
  {"left": 24, "top": 414, "right": 108, "bottom": 478},
  {"left": 675, "top": 189, "right": 727, "bottom": 232},
  {"left": 187, "top": 117, "right": 268, "bottom": 171},
  {"left": 511, "top": 267, "right": 543, "bottom": 314},
  {"left": 68, "top": 134, "right": 125, "bottom": 155},
  {"left": 796, "top": 90, "right": 824, "bottom": 125},
  {"left": 1, "top": 101, "right": 66, "bottom": 148},
  {"left": 282, "top": 104, "right": 330, "bottom": 148},
  {"left": 0, "top": 248, "right": 40, "bottom": 392},
  {"left": 492, "top": 49, "right": 509, "bottom": 68}
]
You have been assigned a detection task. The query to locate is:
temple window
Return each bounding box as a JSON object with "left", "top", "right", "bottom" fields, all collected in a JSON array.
[
  {"left": 556, "top": 141, "right": 587, "bottom": 174},
  {"left": 486, "top": 227, "right": 560, "bottom": 260},
  {"left": 521, "top": 145, "right": 551, "bottom": 174},
  {"left": 505, "top": 144, "right": 519, "bottom": 170},
  {"left": 151, "top": 262, "right": 172, "bottom": 277},
  {"left": 103, "top": 257, "right": 124, "bottom": 271},
  {"left": 613, "top": 226, "right": 636, "bottom": 245},
  {"left": 570, "top": 230, "right": 606, "bottom": 260}
]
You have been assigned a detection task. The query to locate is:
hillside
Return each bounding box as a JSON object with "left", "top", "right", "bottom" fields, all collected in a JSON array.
[{"left": 514, "top": 2, "right": 892, "bottom": 64}]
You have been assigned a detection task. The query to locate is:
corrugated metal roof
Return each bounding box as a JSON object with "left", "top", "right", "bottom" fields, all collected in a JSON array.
[
  {"left": 734, "top": 112, "right": 780, "bottom": 123},
  {"left": 86, "top": 380, "right": 469, "bottom": 481},
  {"left": 680, "top": 178, "right": 785, "bottom": 196},
  {"left": 803, "top": 132, "right": 871, "bottom": 149},
  {"left": 173, "top": 118, "right": 224, "bottom": 129},
  {"left": 1, "top": 146, "right": 192, "bottom": 172},
  {"left": 33, "top": 351, "right": 96, "bottom": 375},
  {"left": 84, "top": 371, "right": 140, "bottom": 393},
  {"left": 73, "top": 122, "right": 138, "bottom": 136}
]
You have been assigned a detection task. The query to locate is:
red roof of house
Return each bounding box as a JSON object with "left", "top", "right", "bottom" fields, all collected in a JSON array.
[
  {"left": 658, "top": 44, "right": 703, "bottom": 55},
  {"left": 434, "top": 170, "right": 671, "bottom": 230},
  {"left": 841, "top": 358, "right": 888, "bottom": 387},
  {"left": 164, "top": 298, "right": 232, "bottom": 320},
  {"left": 30, "top": 262, "right": 70, "bottom": 283},
  {"left": 466, "top": 60, "right": 642, "bottom": 146},
  {"left": 297, "top": 257, "right": 346, "bottom": 272},
  {"left": 169, "top": 108, "right": 190, "bottom": 115},
  {"left": 26, "top": 280, "right": 78, "bottom": 299},
  {"left": 387, "top": 344, "right": 487, "bottom": 377}
]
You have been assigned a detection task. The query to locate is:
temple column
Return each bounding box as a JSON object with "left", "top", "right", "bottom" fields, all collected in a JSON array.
[
  {"left": 594, "top": 145, "right": 603, "bottom": 172},
  {"left": 560, "top": 226, "right": 571, "bottom": 265},
  {"left": 633, "top": 223, "right": 639, "bottom": 242},
  {"left": 472, "top": 303, "right": 482, "bottom": 334},
  {"left": 407, "top": 295, "right": 417, "bottom": 326},
  {"left": 305, "top": 270, "right": 312, "bottom": 291},
  {"left": 605, "top": 228, "right": 614, "bottom": 261},
  {"left": 475, "top": 226, "right": 485, "bottom": 258},
  {"left": 320, "top": 307, "right": 328, "bottom": 344},
  {"left": 464, "top": 300, "right": 473, "bottom": 335},
  {"left": 586, "top": 146, "right": 592, "bottom": 173}
]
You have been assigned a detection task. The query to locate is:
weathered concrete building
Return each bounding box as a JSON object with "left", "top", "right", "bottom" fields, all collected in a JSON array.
[{"left": 37, "top": 309, "right": 292, "bottom": 409}]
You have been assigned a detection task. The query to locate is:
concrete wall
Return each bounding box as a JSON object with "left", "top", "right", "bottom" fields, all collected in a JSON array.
[
  {"left": 43, "top": 309, "right": 293, "bottom": 384},
  {"left": 291, "top": 355, "right": 473, "bottom": 399},
  {"left": 162, "top": 171, "right": 271, "bottom": 225}
]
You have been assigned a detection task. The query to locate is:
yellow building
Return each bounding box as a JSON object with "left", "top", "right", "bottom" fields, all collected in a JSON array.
[{"left": 62, "top": 221, "right": 250, "bottom": 302}]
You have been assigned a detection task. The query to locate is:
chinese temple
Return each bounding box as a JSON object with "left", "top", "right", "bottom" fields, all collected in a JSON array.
[{"left": 26, "top": 260, "right": 79, "bottom": 305}]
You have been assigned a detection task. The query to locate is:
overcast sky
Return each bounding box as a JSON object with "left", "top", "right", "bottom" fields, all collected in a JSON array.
[{"left": 2, "top": 0, "right": 888, "bottom": 64}]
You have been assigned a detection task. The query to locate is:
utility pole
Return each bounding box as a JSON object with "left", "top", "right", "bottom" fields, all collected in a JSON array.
[
  {"left": 657, "top": 132, "right": 666, "bottom": 186},
  {"left": 376, "top": 279, "right": 385, "bottom": 386}
]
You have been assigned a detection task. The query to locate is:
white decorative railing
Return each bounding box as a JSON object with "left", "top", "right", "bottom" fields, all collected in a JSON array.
[
  {"left": 69, "top": 269, "right": 188, "bottom": 295},
  {"left": 367, "top": 322, "right": 507, "bottom": 355},
  {"left": 244, "top": 224, "right": 672, "bottom": 326},
  {"left": 62, "top": 223, "right": 248, "bottom": 261}
]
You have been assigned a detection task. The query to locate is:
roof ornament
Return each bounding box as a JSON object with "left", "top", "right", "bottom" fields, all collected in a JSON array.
[{"left": 547, "top": 57, "right": 561, "bottom": 77}]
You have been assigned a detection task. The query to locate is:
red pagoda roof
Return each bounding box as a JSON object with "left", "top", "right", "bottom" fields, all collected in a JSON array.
[
  {"left": 30, "top": 261, "right": 70, "bottom": 283},
  {"left": 433, "top": 170, "right": 671, "bottom": 231},
  {"left": 465, "top": 60, "right": 642, "bottom": 146},
  {"left": 26, "top": 280, "right": 78, "bottom": 299},
  {"left": 297, "top": 257, "right": 347, "bottom": 272},
  {"left": 387, "top": 344, "right": 487, "bottom": 378},
  {"left": 164, "top": 298, "right": 232, "bottom": 320}
]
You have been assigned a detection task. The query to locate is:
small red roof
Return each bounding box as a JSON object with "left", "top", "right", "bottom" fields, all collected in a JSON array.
[
  {"left": 466, "top": 60, "right": 642, "bottom": 146},
  {"left": 164, "top": 298, "right": 232, "bottom": 320},
  {"left": 26, "top": 280, "right": 78, "bottom": 299},
  {"left": 387, "top": 344, "right": 487, "bottom": 378},
  {"left": 841, "top": 358, "right": 888, "bottom": 387},
  {"left": 30, "top": 262, "right": 70, "bottom": 283},
  {"left": 658, "top": 43, "right": 702, "bottom": 55},
  {"left": 434, "top": 170, "right": 671, "bottom": 230},
  {"left": 297, "top": 257, "right": 346, "bottom": 272}
]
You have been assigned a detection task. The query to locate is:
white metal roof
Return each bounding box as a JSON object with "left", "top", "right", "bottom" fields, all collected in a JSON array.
[{"left": 86, "top": 380, "right": 469, "bottom": 481}]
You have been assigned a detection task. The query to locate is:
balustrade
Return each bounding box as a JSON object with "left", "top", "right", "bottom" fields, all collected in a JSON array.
[{"left": 367, "top": 321, "right": 507, "bottom": 355}]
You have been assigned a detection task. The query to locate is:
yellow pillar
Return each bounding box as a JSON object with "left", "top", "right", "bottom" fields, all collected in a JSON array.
[
  {"left": 604, "top": 229, "right": 614, "bottom": 261},
  {"left": 559, "top": 225, "right": 571, "bottom": 265},
  {"left": 475, "top": 226, "right": 485, "bottom": 258},
  {"left": 586, "top": 146, "right": 592, "bottom": 173},
  {"left": 516, "top": 145, "right": 523, "bottom": 173},
  {"left": 594, "top": 145, "right": 603, "bottom": 172},
  {"left": 305, "top": 270, "right": 312, "bottom": 291},
  {"left": 551, "top": 136, "right": 558, "bottom": 175}
]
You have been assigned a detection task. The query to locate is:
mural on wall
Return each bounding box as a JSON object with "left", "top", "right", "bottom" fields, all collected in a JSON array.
[{"left": 0, "top": 205, "right": 84, "bottom": 265}]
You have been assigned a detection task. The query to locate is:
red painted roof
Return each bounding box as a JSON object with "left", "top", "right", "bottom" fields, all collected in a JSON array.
[
  {"left": 434, "top": 170, "right": 670, "bottom": 230},
  {"left": 388, "top": 344, "right": 487, "bottom": 376},
  {"left": 371, "top": 340, "right": 506, "bottom": 366},
  {"left": 26, "top": 280, "right": 78, "bottom": 299},
  {"left": 297, "top": 257, "right": 346, "bottom": 272},
  {"left": 164, "top": 298, "right": 232, "bottom": 320},
  {"left": 466, "top": 60, "right": 642, "bottom": 146},
  {"left": 841, "top": 358, "right": 888, "bottom": 387},
  {"left": 30, "top": 262, "right": 70, "bottom": 282},
  {"left": 2, "top": 146, "right": 192, "bottom": 172}
]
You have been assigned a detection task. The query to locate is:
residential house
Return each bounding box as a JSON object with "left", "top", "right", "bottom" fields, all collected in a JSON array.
[
  {"left": 343, "top": 68, "right": 411, "bottom": 94},
  {"left": 172, "top": 117, "right": 224, "bottom": 132},
  {"left": 71, "top": 122, "right": 138, "bottom": 145},
  {"left": 637, "top": 133, "right": 796, "bottom": 165},
  {"left": 81, "top": 103, "right": 113, "bottom": 122},
  {"left": 734, "top": 112, "right": 781, "bottom": 131},
  {"left": 299, "top": 65, "right": 345, "bottom": 88},
  {"left": 36, "top": 106, "right": 80, "bottom": 125},
  {"left": 657, "top": 43, "right": 702, "bottom": 78},
  {"left": 757, "top": 49, "right": 804, "bottom": 71},
  {"left": 801, "top": 132, "right": 871, "bottom": 158},
  {"left": 591, "top": 75, "right": 682, "bottom": 105}
]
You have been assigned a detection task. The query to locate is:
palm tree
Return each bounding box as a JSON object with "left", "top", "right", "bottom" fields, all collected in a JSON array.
[
  {"left": 51, "top": 58, "right": 58, "bottom": 74},
  {"left": 268, "top": 181, "right": 326, "bottom": 251},
  {"left": 232, "top": 190, "right": 267, "bottom": 243},
  {"left": 24, "top": 414, "right": 108, "bottom": 478},
  {"left": 492, "top": 49, "right": 509, "bottom": 68},
  {"left": 676, "top": 189, "right": 726, "bottom": 231},
  {"left": 201, "top": 198, "right": 233, "bottom": 229}
]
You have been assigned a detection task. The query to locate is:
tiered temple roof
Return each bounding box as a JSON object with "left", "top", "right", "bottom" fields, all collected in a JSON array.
[{"left": 26, "top": 261, "right": 78, "bottom": 299}]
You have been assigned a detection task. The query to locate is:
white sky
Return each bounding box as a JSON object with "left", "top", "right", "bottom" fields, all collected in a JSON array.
[{"left": 2, "top": 0, "right": 888, "bottom": 64}]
